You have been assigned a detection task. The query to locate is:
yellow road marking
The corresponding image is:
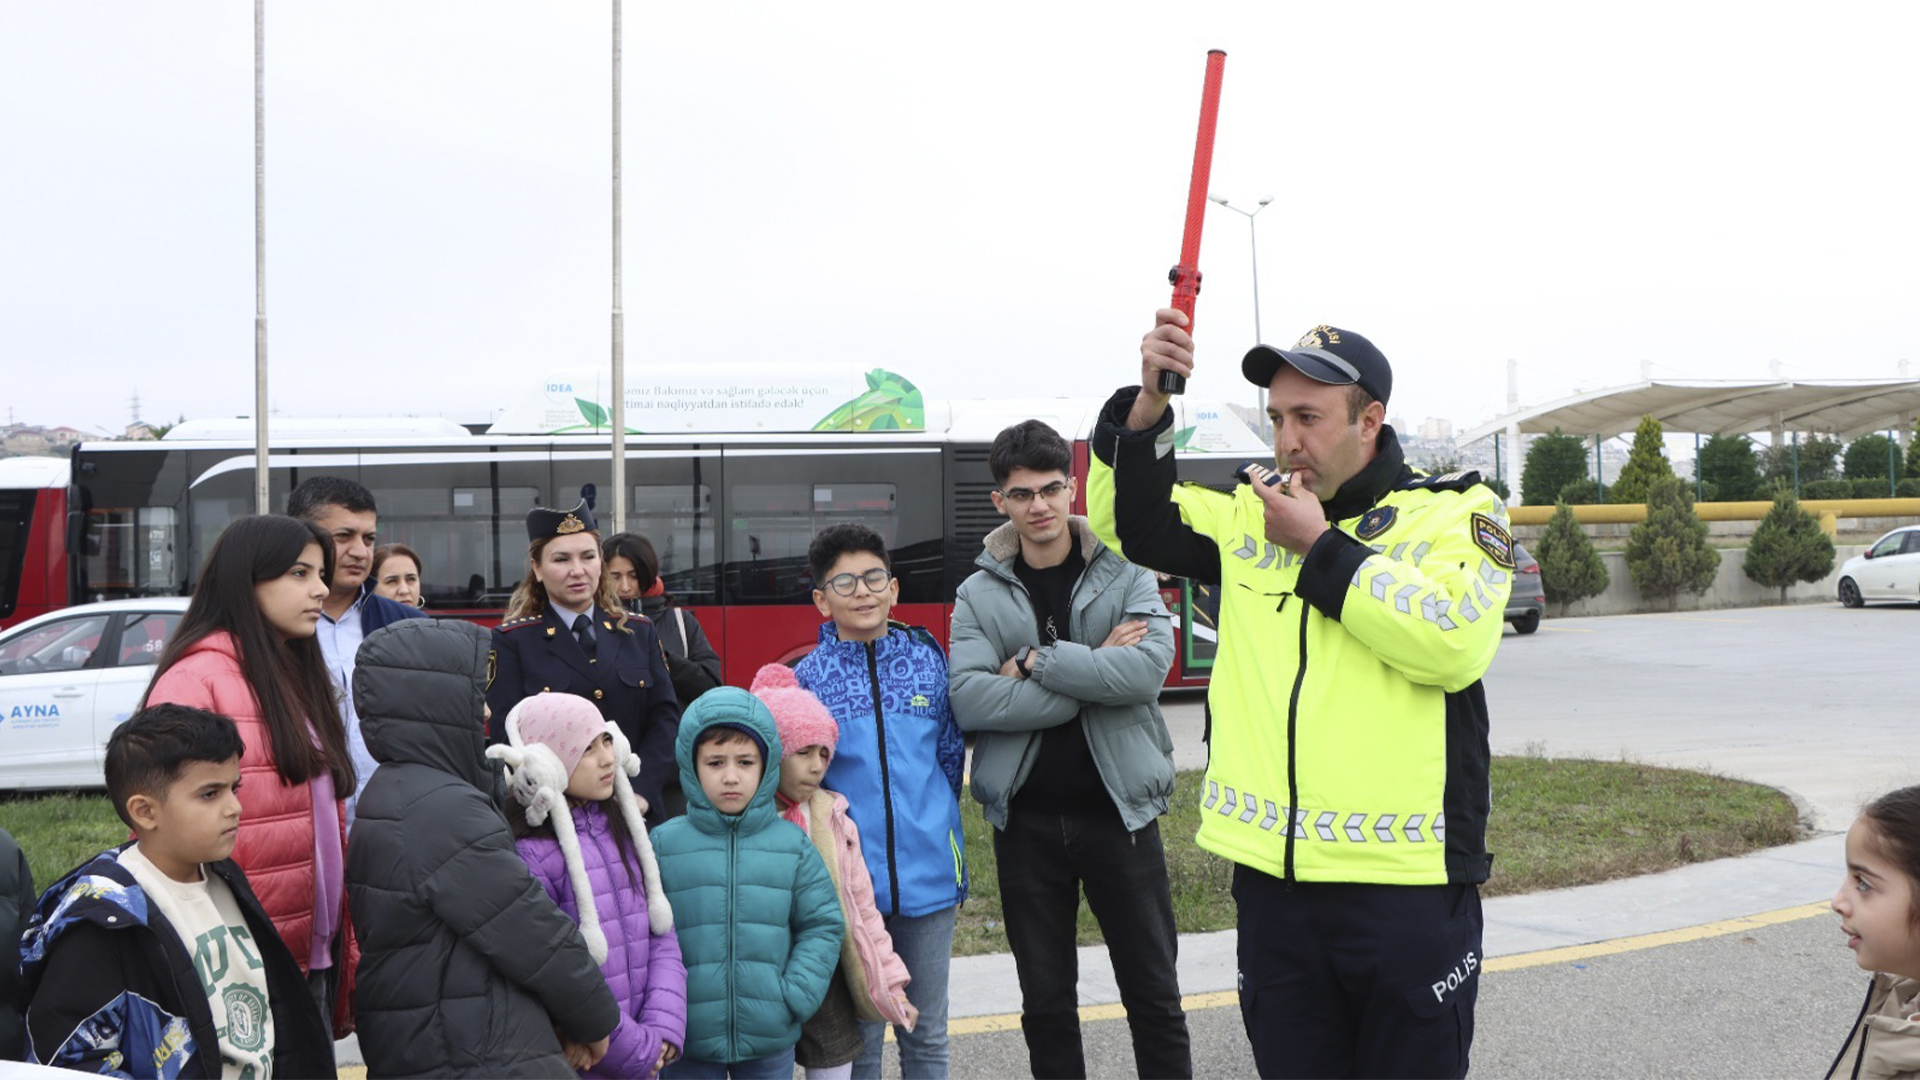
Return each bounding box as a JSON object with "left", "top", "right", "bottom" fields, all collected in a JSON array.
[{"left": 337, "top": 901, "right": 1835, "bottom": 1068}]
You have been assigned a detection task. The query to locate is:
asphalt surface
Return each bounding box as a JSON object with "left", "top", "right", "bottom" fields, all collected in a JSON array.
[{"left": 340, "top": 601, "right": 1913, "bottom": 1078}]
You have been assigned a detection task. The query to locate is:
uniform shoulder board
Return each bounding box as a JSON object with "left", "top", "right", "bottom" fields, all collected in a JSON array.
[
  {"left": 1397, "top": 469, "right": 1484, "bottom": 493},
  {"left": 497, "top": 614, "right": 544, "bottom": 631}
]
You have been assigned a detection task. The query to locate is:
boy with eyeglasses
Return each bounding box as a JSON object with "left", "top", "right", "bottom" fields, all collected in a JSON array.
[{"left": 792, "top": 524, "right": 965, "bottom": 1080}]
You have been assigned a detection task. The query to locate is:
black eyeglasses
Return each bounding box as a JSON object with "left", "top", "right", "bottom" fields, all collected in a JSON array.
[
  {"left": 996, "top": 480, "right": 1070, "bottom": 505},
  {"left": 822, "top": 567, "right": 893, "bottom": 596}
]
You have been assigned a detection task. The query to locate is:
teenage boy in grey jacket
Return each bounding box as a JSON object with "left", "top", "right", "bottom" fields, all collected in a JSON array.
[{"left": 948, "top": 419, "right": 1192, "bottom": 1079}]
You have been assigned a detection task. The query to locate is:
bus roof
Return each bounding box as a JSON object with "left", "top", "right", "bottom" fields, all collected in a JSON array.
[{"left": 0, "top": 457, "right": 70, "bottom": 489}]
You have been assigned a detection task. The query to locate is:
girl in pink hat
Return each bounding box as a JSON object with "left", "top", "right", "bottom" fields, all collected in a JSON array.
[
  {"left": 491, "top": 693, "right": 688, "bottom": 1078},
  {"left": 749, "top": 664, "right": 917, "bottom": 1080}
]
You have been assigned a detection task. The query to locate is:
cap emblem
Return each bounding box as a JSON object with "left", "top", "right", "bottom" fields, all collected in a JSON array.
[
  {"left": 1297, "top": 325, "right": 1341, "bottom": 349},
  {"left": 556, "top": 514, "right": 587, "bottom": 535}
]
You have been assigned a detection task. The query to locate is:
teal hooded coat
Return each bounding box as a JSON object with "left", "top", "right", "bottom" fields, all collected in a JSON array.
[{"left": 650, "top": 687, "right": 844, "bottom": 1064}]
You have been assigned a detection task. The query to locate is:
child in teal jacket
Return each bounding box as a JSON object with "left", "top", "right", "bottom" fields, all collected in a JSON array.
[{"left": 652, "top": 687, "right": 844, "bottom": 1077}]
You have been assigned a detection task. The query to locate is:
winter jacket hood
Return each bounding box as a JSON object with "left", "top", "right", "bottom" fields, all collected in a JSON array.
[
  {"left": 951, "top": 516, "right": 1178, "bottom": 832},
  {"left": 674, "top": 687, "right": 784, "bottom": 835},
  {"left": 346, "top": 618, "right": 620, "bottom": 1078},
  {"left": 355, "top": 616, "right": 492, "bottom": 790},
  {"left": 1830, "top": 972, "right": 1920, "bottom": 1080}
]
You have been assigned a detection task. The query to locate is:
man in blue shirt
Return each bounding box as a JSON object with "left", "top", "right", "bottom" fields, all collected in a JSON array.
[{"left": 288, "top": 476, "right": 428, "bottom": 828}]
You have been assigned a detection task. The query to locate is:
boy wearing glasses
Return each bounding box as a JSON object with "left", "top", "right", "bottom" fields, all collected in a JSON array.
[
  {"left": 948, "top": 420, "right": 1190, "bottom": 1079},
  {"left": 793, "top": 524, "right": 966, "bottom": 1080}
]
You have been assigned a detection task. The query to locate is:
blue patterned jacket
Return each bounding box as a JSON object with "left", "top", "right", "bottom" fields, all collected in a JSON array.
[
  {"left": 20, "top": 846, "right": 332, "bottom": 1078},
  {"left": 794, "top": 620, "right": 967, "bottom": 918}
]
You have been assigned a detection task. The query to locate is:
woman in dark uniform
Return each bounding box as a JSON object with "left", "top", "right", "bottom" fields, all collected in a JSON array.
[{"left": 486, "top": 501, "right": 681, "bottom": 824}]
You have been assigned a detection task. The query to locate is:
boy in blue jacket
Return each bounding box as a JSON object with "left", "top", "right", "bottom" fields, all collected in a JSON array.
[
  {"left": 652, "top": 688, "right": 843, "bottom": 1079},
  {"left": 792, "top": 524, "right": 966, "bottom": 1080}
]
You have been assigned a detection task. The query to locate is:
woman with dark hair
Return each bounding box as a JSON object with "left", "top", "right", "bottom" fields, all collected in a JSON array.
[
  {"left": 369, "top": 542, "right": 425, "bottom": 608},
  {"left": 603, "top": 532, "right": 722, "bottom": 704},
  {"left": 141, "top": 514, "right": 360, "bottom": 1039},
  {"left": 487, "top": 502, "right": 682, "bottom": 826}
]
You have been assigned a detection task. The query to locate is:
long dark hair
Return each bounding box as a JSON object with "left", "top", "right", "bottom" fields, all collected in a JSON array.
[
  {"left": 143, "top": 515, "right": 354, "bottom": 790},
  {"left": 1863, "top": 786, "right": 1920, "bottom": 927},
  {"left": 503, "top": 532, "right": 626, "bottom": 628},
  {"left": 511, "top": 791, "right": 642, "bottom": 888},
  {"left": 602, "top": 531, "right": 662, "bottom": 609}
]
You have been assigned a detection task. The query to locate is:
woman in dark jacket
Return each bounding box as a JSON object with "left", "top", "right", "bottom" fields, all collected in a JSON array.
[
  {"left": 346, "top": 617, "right": 618, "bottom": 1078},
  {"left": 602, "top": 532, "right": 723, "bottom": 703}
]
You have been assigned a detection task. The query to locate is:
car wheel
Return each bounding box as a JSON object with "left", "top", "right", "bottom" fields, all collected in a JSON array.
[
  {"left": 1839, "top": 577, "right": 1864, "bottom": 609},
  {"left": 1510, "top": 611, "right": 1541, "bottom": 635}
]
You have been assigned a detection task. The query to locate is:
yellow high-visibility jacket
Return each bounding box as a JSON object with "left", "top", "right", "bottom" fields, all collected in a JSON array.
[{"left": 1086, "top": 389, "right": 1512, "bottom": 885}]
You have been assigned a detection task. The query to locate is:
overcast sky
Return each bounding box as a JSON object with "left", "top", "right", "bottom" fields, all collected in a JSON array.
[{"left": 4, "top": 2, "right": 1917, "bottom": 441}]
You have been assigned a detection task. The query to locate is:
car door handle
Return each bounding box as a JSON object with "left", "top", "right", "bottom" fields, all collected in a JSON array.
[{"left": 53, "top": 688, "right": 84, "bottom": 697}]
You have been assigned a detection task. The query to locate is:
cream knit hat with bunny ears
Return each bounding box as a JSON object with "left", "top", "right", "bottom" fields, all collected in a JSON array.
[{"left": 485, "top": 693, "right": 672, "bottom": 964}]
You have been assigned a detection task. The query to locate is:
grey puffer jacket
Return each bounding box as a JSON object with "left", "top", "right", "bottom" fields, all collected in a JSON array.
[
  {"left": 347, "top": 619, "right": 619, "bottom": 1078},
  {"left": 949, "top": 517, "right": 1177, "bottom": 832}
]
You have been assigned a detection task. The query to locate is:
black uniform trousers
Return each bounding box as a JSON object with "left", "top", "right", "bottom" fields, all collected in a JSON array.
[{"left": 1233, "top": 865, "right": 1482, "bottom": 1079}]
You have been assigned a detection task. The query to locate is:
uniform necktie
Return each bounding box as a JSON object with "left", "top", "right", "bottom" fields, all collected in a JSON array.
[{"left": 573, "top": 613, "right": 596, "bottom": 660}]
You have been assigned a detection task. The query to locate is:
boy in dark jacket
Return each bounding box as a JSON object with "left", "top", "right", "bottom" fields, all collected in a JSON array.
[
  {"left": 20, "top": 704, "right": 335, "bottom": 1078},
  {"left": 792, "top": 524, "right": 966, "bottom": 1079},
  {"left": 651, "top": 688, "right": 843, "bottom": 1077},
  {"left": 346, "top": 617, "right": 618, "bottom": 1079}
]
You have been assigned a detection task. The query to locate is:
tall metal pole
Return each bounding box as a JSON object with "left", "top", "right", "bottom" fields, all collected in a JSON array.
[
  {"left": 608, "top": 0, "right": 627, "bottom": 535},
  {"left": 253, "top": 0, "right": 269, "bottom": 514},
  {"left": 1209, "top": 194, "right": 1272, "bottom": 431}
]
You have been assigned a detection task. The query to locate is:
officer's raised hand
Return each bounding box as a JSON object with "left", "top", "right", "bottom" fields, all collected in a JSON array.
[
  {"left": 1242, "top": 463, "right": 1331, "bottom": 555},
  {"left": 1128, "top": 308, "right": 1194, "bottom": 431}
]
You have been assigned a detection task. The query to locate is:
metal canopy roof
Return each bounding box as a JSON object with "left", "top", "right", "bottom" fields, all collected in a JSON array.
[{"left": 1458, "top": 379, "right": 1920, "bottom": 444}]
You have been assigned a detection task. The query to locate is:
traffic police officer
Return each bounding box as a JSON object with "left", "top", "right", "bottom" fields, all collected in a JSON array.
[
  {"left": 1088, "top": 310, "right": 1512, "bottom": 1079},
  {"left": 487, "top": 500, "right": 681, "bottom": 825}
]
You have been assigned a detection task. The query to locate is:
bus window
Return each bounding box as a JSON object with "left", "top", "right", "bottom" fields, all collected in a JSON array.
[
  {"left": 631, "top": 484, "right": 716, "bottom": 604},
  {"left": 0, "top": 490, "right": 37, "bottom": 620},
  {"left": 83, "top": 506, "right": 177, "bottom": 599}
]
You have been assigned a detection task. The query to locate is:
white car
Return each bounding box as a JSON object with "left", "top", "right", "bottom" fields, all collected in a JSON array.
[
  {"left": 0, "top": 598, "right": 189, "bottom": 790},
  {"left": 1838, "top": 526, "right": 1920, "bottom": 609}
]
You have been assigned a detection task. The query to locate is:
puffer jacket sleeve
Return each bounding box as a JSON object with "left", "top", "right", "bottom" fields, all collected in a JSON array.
[
  {"left": 420, "top": 787, "right": 620, "bottom": 1045},
  {"left": 948, "top": 580, "right": 1081, "bottom": 734},
  {"left": 595, "top": 928, "right": 686, "bottom": 1080},
  {"left": 834, "top": 805, "right": 915, "bottom": 1027},
  {"left": 779, "top": 845, "right": 846, "bottom": 1023},
  {"left": 1027, "top": 560, "right": 1174, "bottom": 707},
  {"left": 23, "top": 922, "right": 139, "bottom": 1074}
]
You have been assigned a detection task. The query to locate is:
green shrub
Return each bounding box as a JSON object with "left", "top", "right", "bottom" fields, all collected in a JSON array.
[
  {"left": 1897, "top": 478, "right": 1920, "bottom": 498},
  {"left": 1535, "top": 502, "right": 1609, "bottom": 612},
  {"left": 1844, "top": 434, "right": 1898, "bottom": 480},
  {"left": 1522, "top": 430, "right": 1590, "bottom": 506},
  {"left": 1559, "top": 478, "right": 1602, "bottom": 505},
  {"left": 1743, "top": 485, "right": 1836, "bottom": 602},
  {"left": 1696, "top": 434, "right": 1761, "bottom": 501},
  {"left": 1624, "top": 475, "right": 1719, "bottom": 610},
  {"left": 1694, "top": 480, "right": 1721, "bottom": 503},
  {"left": 1802, "top": 479, "right": 1853, "bottom": 501},
  {"left": 1850, "top": 477, "right": 1895, "bottom": 499},
  {"left": 1609, "top": 416, "right": 1676, "bottom": 504}
]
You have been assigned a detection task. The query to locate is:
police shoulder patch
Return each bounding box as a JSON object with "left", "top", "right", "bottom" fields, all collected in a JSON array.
[
  {"left": 1398, "top": 469, "right": 1484, "bottom": 493},
  {"left": 1355, "top": 505, "right": 1398, "bottom": 540},
  {"left": 498, "top": 614, "right": 543, "bottom": 631},
  {"left": 1471, "top": 512, "right": 1516, "bottom": 569}
]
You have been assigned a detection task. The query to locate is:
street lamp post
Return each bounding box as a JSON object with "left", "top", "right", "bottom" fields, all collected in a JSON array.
[{"left": 1210, "top": 193, "right": 1273, "bottom": 428}]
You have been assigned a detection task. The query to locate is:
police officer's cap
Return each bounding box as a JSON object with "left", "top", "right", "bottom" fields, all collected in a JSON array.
[
  {"left": 1242, "top": 325, "right": 1392, "bottom": 406},
  {"left": 526, "top": 500, "right": 597, "bottom": 541}
]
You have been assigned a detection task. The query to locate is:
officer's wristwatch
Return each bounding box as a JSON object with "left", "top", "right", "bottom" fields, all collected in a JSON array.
[{"left": 1016, "top": 646, "right": 1036, "bottom": 678}]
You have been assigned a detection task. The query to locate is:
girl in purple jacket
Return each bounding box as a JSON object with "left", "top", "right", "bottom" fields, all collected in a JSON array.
[{"left": 492, "top": 693, "right": 688, "bottom": 1078}]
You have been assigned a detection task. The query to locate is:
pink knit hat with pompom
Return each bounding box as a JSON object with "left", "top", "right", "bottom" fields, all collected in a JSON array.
[{"left": 749, "top": 663, "right": 838, "bottom": 762}]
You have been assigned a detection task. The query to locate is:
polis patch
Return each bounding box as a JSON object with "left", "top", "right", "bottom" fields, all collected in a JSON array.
[
  {"left": 1356, "top": 506, "right": 1398, "bottom": 540},
  {"left": 1472, "top": 513, "right": 1516, "bottom": 569}
]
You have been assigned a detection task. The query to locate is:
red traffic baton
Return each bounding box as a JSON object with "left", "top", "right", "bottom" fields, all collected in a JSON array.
[{"left": 1159, "top": 48, "right": 1226, "bottom": 396}]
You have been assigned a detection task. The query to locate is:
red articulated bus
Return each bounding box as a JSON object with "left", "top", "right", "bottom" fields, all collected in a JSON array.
[{"left": 5, "top": 395, "right": 1263, "bottom": 686}]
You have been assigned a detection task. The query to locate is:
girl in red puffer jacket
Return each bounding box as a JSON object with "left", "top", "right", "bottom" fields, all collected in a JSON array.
[{"left": 141, "top": 514, "right": 360, "bottom": 1038}]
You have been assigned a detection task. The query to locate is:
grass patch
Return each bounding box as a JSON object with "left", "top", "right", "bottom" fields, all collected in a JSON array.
[
  {"left": 952, "top": 757, "right": 1801, "bottom": 955},
  {"left": 2, "top": 792, "right": 129, "bottom": 893}
]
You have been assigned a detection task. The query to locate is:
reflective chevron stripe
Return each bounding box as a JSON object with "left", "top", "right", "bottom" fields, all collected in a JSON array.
[{"left": 1199, "top": 782, "right": 1442, "bottom": 844}]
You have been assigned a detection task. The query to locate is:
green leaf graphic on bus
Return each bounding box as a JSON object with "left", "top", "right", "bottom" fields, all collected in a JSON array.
[
  {"left": 811, "top": 370, "right": 925, "bottom": 432},
  {"left": 576, "top": 398, "right": 611, "bottom": 429},
  {"left": 1172, "top": 426, "right": 1196, "bottom": 449}
]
